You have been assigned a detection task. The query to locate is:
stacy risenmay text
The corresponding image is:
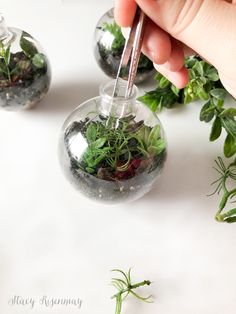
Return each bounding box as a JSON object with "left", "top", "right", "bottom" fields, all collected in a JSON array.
[{"left": 8, "top": 295, "right": 83, "bottom": 310}]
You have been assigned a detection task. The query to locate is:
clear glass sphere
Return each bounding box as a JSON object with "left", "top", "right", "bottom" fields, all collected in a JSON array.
[
  {"left": 94, "top": 8, "right": 154, "bottom": 84},
  {"left": 0, "top": 16, "right": 51, "bottom": 110},
  {"left": 58, "top": 80, "right": 167, "bottom": 203}
]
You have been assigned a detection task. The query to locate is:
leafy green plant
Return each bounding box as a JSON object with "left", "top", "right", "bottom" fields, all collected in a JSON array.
[
  {"left": 111, "top": 269, "right": 153, "bottom": 314},
  {"left": 97, "top": 21, "right": 153, "bottom": 80},
  {"left": 139, "top": 56, "right": 236, "bottom": 223},
  {"left": 0, "top": 41, "right": 11, "bottom": 82},
  {"left": 68, "top": 116, "right": 166, "bottom": 181},
  {"left": 210, "top": 157, "right": 236, "bottom": 223},
  {"left": 102, "top": 22, "right": 125, "bottom": 51},
  {"left": 136, "top": 124, "right": 166, "bottom": 157},
  {"left": 20, "top": 31, "right": 38, "bottom": 58},
  {"left": 0, "top": 33, "right": 47, "bottom": 88},
  {"left": 200, "top": 90, "right": 236, "bottom": 158},
  {"left": 139, "top": 56, "right": 223, "bottom": 111}
]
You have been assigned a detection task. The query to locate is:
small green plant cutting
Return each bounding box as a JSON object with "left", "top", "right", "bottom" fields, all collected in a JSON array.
[
  {"left": 139, "top": 56, "right": 236, "bottom": 223},
  {"left": 79, "top": 117, "right": 166, "bottom": 180},
  {"left": 211, "top": 157, "right": 236, "bottom": 223},
  {"left": 64, "top": 114, "right": 166, "bottom": 201},
  {"left": 95, "top": 21, "right": 153, "bottom": 82},
  {"left": 111, "top": 269, "right": 153, "bottom": 314},
  {"left": 0, "top": 31, "right": 50, "bottom": 109},
  {"left": 0, "top": 33, "right": 46, "bottom": 86}
]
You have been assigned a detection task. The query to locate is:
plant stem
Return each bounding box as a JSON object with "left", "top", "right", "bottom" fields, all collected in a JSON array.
[
  {"left": 115, "top": 294, "right": 122, "bottom": 314},
  {"left": 218, "top": 191, "right": 230, "bottom": 212},
  {"left": 111, "top": 280, "right": 151, "bottom": 299},
  {"left": 215, "top": 207, "right": 236, "bottom": 222},
  {"left": 0, "top": 42, "right": 11, "bottom": 83},
  {"left": 111, "top": 269, "right": 153, "bottom": 314},
  {"left": 215, "top": 187, "right": 236, "bottom": 222},
  {"left": 5, "top": 60, "right": 11, "bottom": 82}
]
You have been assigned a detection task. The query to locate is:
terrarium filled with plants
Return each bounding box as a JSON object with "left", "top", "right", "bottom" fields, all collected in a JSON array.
[
  {"left": 58, "top": 80, "right": 167, "bottom": 203},
  {"left": 94, "top": 8, "right": 154, "bottom": 84},
  {"left": 0, "top": 15, "right": 51, "bottom": 110}
]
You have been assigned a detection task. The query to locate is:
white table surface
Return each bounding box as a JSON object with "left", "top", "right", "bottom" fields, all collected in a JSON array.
[{"left": 0, "top": 1, "right": 236, "bottom": 314}]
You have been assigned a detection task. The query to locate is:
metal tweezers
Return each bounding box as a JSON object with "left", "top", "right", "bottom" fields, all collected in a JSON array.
[{"left": 112, "top": 7, "right": 146, "bottom": 99}]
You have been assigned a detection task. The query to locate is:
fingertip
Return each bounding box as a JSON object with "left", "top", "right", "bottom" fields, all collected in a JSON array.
[
  {"left": 171, "top": 67, "right": 189, "bottom": 89},
  {"left": 114, "top": 0, "right": 137, "bottom": 27},
  {"left": 154, "top": 65, "right": 189, "bottom": 89},
  {"left": 164, "top": 40, "right": 185, "bottom": 72},
  {"left": 142, "top": 20, "right": 172, "bottom": 64}
]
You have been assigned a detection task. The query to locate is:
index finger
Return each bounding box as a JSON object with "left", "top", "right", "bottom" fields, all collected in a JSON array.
[{"left": 114, "top": 0, "right": 137, "bottom": 27}]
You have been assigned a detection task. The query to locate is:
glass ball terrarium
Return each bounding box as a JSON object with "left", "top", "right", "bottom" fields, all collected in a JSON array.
[
  {"left": 58, "top": 80, "right": 167, "bottom": 203},
  {"left": 0, "top": 15, "right": 51, "bottom": 110},
  {"left": 94, "top": 8, "right": 154, "bottom": 84}
]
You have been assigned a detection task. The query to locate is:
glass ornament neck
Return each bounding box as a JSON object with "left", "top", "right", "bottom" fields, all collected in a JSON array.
[
  {"left": 0, "top": 15, "right": 11, "bottom": 41},
  {"left": 99, "top": 79, "right": 138, "bottom": 118}
]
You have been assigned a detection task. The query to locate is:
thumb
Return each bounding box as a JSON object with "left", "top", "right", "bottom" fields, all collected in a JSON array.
[{"left": 136, "top": 0, "right": 236, "bottom": 96}]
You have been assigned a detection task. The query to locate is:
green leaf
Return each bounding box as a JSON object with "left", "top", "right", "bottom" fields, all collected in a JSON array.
[
  {"left": 138, "top": 92, "right": 160, "bottom": 112},
  {"left": 0, "top": 60, "right": 7, "bottom": 74},
  {"left": 197, "top": 86, "right": 209, "bottom": 101},
  {"left": 86, "top": 123, "right": 97, "bottom": 142},
  {"left": 86, "top": 167, "right": 95, "bottom": 174},
  {"left": 206, "top": 68, "right": 219, "bottom": 81},
  {"left": 189, "top": 68, "right": 196, "bottom": 80},
  {"left": 199, "top": 77, "right": 207, "bottom": 85},
  {"left": 216, "top": 98, "right": 225, "bottom": 109},
  {"left": 221, "top": 117, "right": 236, "bottom": 138},
  {"left": 21, "top": 31, "right": 33, "bottom": 39},
  {"left": 210, "top": 88, "right": 227, "bottom": 100},
  {"left": 171, "top": 85, "right": 180, "bottom": 96},
  {"left": 20, "top": 34, "right": 38, "bottom": 58},
  {"left": 184, "top": 91, "right": 194, "bottom": 104},
  {"left": 185, "top": 56, "right": 197, "bottom": 68},
  {"left": 225, "top": 216, "right": 236, "bottom": 223},
  {"left": 143, "top": 126, "right": 150, "bottom": 145},
  {"left": 224, "top": 133, "right": 236, "bottom": 157},
  {"left": 102, "top": 22, "right": 125, "bottom": 51},
  {"left": 93, "top": 137, "right": 106, "bottom": 149},
  {"left": 148, "top": 139, "right": 166, "bottom": 155},
  {"left": 154, "top": 72, "right": 164, "bottom": 82},
  {"left": 200, "top": 100, "right": 215, "bottom": 122},
  {"left": 159, "top": 76, "right": 170, "bottom": 88},
  {"left": 210, "top": 117, "right": 222, "bottom": 142},
  {"left": 148, "top": 125, "right": 161, "bottom": 145},
  {"left": 138, "top": 87, "right": 178, "bottom": 112},
  {"left": 88, "top": 150, "right": 109, "bottom": 167},
  {"left": 219, "top": 108, "right": 236, "bottom": 118},
  {"left": 32, "top": 53, "right": 46, "bottom": 68},
  {"left": 193, "top": 60, "right": 204, "bottom": 76},
  {"left": 5, "top": 45, "right": 11, "bottom": 65}
]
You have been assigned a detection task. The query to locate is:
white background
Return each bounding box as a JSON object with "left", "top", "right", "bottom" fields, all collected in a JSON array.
[{"left": 0, "top": 1, "right": 236, "bottom": 314}]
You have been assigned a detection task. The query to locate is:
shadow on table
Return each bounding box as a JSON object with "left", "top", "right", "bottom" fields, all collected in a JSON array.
[
  {"left": 32, "top": 80, "right": 99, "bottom": 114},
  {"left": 24, "top": 81, "right": 219, "bottom": 208},
  {"left": 137, "top": 146, "right": 219, "bottom": 204}
]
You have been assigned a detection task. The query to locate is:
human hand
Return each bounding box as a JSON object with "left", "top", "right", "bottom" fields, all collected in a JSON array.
[{"left": 114, "top": 0, "right": 236, "bottom": 97}]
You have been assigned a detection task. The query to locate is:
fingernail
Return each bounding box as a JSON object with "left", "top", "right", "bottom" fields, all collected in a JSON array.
[
  {"left": 149, "top": 50, "right": 157, "bottom": 61},
  {"left": 163, "top": 61, "right": 172, "bottom": 70}
]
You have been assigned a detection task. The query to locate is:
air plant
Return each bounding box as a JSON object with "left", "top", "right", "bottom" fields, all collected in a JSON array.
[
  {"left": 111, "top": 268, "right": 153, "bottom": 314},
  {"left": 210, "top": 157, "right": 236, "bottom": 223}
]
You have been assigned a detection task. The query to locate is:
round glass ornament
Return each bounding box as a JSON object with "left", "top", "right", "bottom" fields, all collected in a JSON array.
[
  {"left": 94, "top": 8, "right": 154, "bottom": 84},
  {"left": 0, "top": 15, "right": 51, "bottom": 110},
  {"left": 58, "top": 80, "right": 167, "bottom": 203}
]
